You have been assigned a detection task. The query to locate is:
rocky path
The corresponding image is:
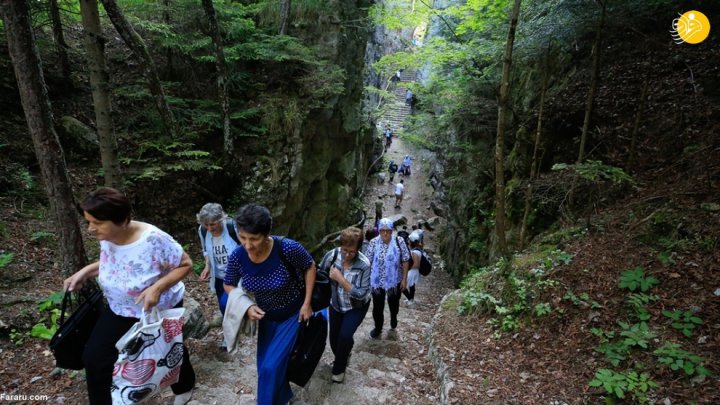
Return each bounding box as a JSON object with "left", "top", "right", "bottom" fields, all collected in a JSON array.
[{"left": 172, "top": 136, "right": 456, "bottom": 405}]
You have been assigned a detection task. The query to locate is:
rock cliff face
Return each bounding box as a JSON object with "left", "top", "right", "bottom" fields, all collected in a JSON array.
[
  {"left": 260, "top": 0, "right": 416, "bottom": 246},
  {"left": 221, "top": 1, "right": 377, "bottom": 246}
]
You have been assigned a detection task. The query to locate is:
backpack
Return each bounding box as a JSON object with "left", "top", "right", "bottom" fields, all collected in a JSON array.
[
  {"left": 418, "top": 249, "right": 432, "bottom": 276},
  {"left": 389, "top": 163, "right": 398, "bottom": 173},
  {"left": 395, "top": 236, "right": 413, "bottom": 268},
  {"left": 198, "top": 218, "right": 240, "bottom": 252},
  {"left": 275, "top": 237, "right": 332, "bottom": 311}
]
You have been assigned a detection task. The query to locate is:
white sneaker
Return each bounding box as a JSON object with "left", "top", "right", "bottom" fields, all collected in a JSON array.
[
  {"left": 173, "top": 390, "right": 193, "bottom": 405},
  {"left": 331, "top": 372, "right": 345, "bottom": 383}
]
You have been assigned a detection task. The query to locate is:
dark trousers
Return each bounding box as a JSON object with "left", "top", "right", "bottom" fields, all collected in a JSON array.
[
  {"left": 83, "top": 304, "right": 195, "bottom": 405},
  {"left": 329, "top": 302, "right": 370, "bottom": 375},
  {"left": 371, "top": 284, "right": 401, "bottom": 331},
  {"left": 402, "top": 285, "right": 416, "bottom": 301}
]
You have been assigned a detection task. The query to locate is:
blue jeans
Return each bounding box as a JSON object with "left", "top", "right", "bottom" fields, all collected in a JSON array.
[{"left": 329, "top": 302, "right": 370, "bottom": 375}]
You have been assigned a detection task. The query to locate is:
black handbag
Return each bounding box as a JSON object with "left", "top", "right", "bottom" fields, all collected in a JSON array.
[
  {"left": 310, "top": 248, "right": 338, "bottom": 311},
  {"left": 275, "top": 236, "right": 334, "bottom": 311},
  {"left": 287, "top": 312, "right": 328, "bottom": 387},
  {"left": 49, "top": 286, "right": 104, "bottom": 370}
]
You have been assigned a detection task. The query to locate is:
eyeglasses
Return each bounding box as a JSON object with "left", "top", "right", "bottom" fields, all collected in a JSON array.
[
  {"left": 341, "top": 248, "right": 358, "bottom": 256},
  {"left": 204, "top": 221, "right": 220, "bottom": 227}
]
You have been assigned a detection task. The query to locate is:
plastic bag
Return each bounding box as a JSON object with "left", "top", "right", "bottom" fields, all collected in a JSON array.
[{"left": 111, "top": 307, "right": 185, "bottom": 404}]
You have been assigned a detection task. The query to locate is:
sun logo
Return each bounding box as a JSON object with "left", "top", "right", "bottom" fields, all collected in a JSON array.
[{"left": 671, "top": 11, "right": 710, "bottom": 44}]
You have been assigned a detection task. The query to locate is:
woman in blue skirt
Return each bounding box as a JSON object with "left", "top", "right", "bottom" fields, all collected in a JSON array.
[{"left": 223, "top": 204, "right": 315, "bottom": 404}]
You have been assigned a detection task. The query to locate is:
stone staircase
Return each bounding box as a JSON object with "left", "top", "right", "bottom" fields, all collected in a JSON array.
[{"left": 381, "top": 70, "right": 416, "bottom": 134}]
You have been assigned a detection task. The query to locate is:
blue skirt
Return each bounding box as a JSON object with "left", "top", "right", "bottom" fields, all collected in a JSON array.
[{"left": 256, "top": 312, "right": 301, "bottom": 405}]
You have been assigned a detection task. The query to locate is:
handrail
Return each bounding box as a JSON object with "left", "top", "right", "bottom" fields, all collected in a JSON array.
[{"left": 309, "top": 211, "right": 366, "bottom": 255}]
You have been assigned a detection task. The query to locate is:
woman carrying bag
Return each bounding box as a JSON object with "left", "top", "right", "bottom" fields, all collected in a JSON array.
[
  {"left": 319, "top": 227, "right": 371, "bottom": 383},
  {"left": 63, "top": 188, "right": 195, "bottom": 405},
  {"left": 223, "top": 203, "right": 315, "bottom": 405}
]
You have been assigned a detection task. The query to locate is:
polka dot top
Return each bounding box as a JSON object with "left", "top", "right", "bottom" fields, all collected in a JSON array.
[{"left": 224, "top": 236, "right": 313, "bottom": 321}]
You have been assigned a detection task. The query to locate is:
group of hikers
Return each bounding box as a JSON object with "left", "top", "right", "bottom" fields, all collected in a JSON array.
[
  {"left": 387, "top": 154, "right": 412, "bottom": 209},
  {"left": 64, "top": 187, "right": 430, "bottom": 405}
]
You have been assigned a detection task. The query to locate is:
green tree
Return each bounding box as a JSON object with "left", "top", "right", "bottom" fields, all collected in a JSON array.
[{"left": 1, "top": 0, "right": 87, "bottom": 275}]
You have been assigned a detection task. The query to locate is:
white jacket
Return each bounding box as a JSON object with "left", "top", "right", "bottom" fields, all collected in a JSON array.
[{"left": 222, "top": 286, "right": 257, "bottom": 353}]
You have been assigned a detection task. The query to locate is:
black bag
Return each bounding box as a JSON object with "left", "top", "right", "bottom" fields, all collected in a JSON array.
[
  {"left": 418, "top": 249, "right": 432, "bottom": 276},
  {"left": 276, "top": 236, "right": 332, "bottom": 311},
  {"left": 287, "top": 312, "right": 328, "bottom": 387},
  {"left": 310, "top": 248, "right": 338, "bottom": 311},
  {"left": 49, "top": 286, "right": 104, "bottom": 370}
]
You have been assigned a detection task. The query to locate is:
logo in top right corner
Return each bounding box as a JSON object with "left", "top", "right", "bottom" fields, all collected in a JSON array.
[{"left": 671, "top": 11, "right": 710, "bottom": 44}]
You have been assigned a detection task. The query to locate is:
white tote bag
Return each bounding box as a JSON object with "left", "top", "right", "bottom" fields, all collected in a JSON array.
[{"left": 111, "top": 307, "right": 186, "bottom": 404}]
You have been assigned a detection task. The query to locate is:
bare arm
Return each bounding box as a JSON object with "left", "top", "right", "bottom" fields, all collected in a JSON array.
[
  {"left": 63, "top": 261, "right": 100, "bottom": 292},
  {"left": 136, "top": 252, "right": 192, "bottom": 310},
  {"left": 299, "top": 263, "right": 316, "bottom": 322}
]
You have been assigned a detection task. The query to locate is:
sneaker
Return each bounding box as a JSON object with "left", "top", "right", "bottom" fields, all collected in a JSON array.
[
  {"left": 390, "top": 318, "right": 398, "bottom": 329},
  {"left": 173, "top": 390, "right": 193, "bottom": 405},
  {"left": 332, "top": 372, "right": 345, "bottom": 383},
  {"left": 407, "top": 299, "right": 415, "bottom": 308},
  {"left": 369, "top": 328, "right": 381, "bottom": 339}
]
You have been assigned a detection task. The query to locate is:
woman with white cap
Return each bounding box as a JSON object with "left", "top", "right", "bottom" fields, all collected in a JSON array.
[{"left": 364, "top": 218, "right": 411, "bottom": 338}]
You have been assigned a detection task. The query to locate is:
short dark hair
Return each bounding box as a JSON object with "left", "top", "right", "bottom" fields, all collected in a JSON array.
[
  {"left": 79, "top": 187, "right": 132, "bottom": 225},
  {"left": 339, "top": 227, "right": 363, "bottom": 250},
  {"left": 234, "top": 203, "right": 272, "bottom": 235}
]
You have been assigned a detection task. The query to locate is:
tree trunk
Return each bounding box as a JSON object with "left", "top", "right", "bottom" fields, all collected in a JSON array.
[
  {"left": 494, "top": 0, "right": 521, "bottom": 258},
  {"left": 202, "top": 0, "right": 233, "bottom": 156},
  {"left": 1, "top": 0, "right": 87, "bottom": 275},
  {"left": 569, "top": 0, "right": 606, "bottom": 208},
  {"left": 79, "top": 0, "right": 120, "bottom": 187},
  {"left": 162, "top": 0, "right": 174, "bottom": 78},
  {"left": 576, "top": 0, "right": 606, "bottom": 165},
  {"left": 279, "top": 0, "right": 291, "bottom": 35},
  {"left": 99, "top": 0, "right": 180, "bottom": 138},
  {"left": 627, "top": 80, "right": 648, "bottom": 173},
  {"left": 48, "top": 0, "right": 72, "bottom": 85},
  {"left": 519, "top": 45, "right": 550, "bottom": 250}
]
